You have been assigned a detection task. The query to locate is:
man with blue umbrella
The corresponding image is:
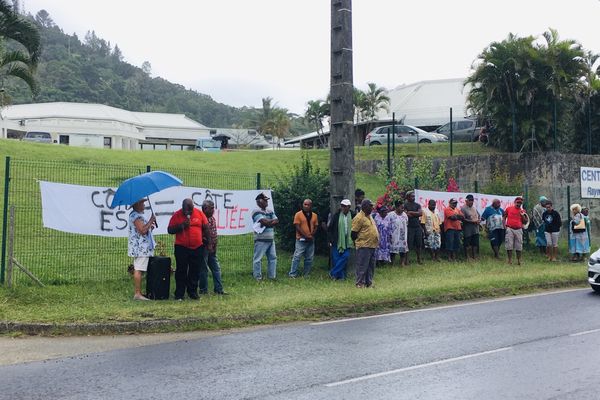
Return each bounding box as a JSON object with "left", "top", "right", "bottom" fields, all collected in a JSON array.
[{"left": 168, "top": 198, "right": 210, "bottom": 300}]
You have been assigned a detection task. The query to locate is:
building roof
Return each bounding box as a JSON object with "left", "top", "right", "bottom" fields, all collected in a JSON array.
[
  {"left": 376, "top": 78, "right": 471, "bottom": 127},
  {"left": 132, "top": 112, "right": 208, "bottom": 129}
]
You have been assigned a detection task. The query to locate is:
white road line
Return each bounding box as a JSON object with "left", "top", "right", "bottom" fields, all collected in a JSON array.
[
  {"left": 324, "top": 347, "right": 512, "bottom": 387},
  {"left": 570, "top": 328, "right": 600, "bottom": 337},
  {"left": 311, "top": 288, "right": 588, "bottom": 326}
]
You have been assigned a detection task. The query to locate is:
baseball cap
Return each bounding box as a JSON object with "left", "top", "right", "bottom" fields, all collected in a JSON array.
[
  {"left": 255, "top": 192, "right": 270, "bottom": 201},
  {"left": 449, "top": 198, "right": 458, "bottom": 204},
  {"left": 515, "top": 196, "right": 524, "bottom": 202},
  {"left": 465, "top": 194, "right": 474, "bottom": 201},
  {"left": 340, "top": 199, "right": 351, "bottom": 206}
]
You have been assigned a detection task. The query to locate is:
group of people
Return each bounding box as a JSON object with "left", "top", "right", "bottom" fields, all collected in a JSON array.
[
  {"left": 128, "top": 197, "right": 227, "bottom": 301},
  {"left": 127, "top": 188, "right": 594, "bottom": 299}
]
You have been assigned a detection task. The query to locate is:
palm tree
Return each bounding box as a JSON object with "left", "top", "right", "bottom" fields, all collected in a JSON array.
[
  {"left": 0, "top": 0, "right": 41, "bottom": 104},
  {"left": 362, "top": 82, "right": 390, "bottom": 121},
  {"left": 304, "top": 99, "right": 330, "bottom": 147},
  {"left": 262, "top": 108, "right": 291, "bottom": 148},
  {"left": 353, "top": 87, "right": 366, "bottom": 123}
]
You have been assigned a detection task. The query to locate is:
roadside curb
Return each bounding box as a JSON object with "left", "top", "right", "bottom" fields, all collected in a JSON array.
[{"left": 1, "top": 280, "right": 586, "bottom": 336}]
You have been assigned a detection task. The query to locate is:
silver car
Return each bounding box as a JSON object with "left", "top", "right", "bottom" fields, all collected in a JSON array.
[
  {"left": 588, "top": 248, "right": 600, "bottom": 292},
  {"left": 364, "top": 125, "right": 448, "bottom": 146},
  {"left": 433, "top": 119, "right": 482, "bottom": 142},
  {"left": 22, "top": 131, "right": 54, "bottom": 144}
]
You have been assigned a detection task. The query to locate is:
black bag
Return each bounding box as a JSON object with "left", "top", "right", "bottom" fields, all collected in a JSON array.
[{"left": 146, "top": 256, "right": 172, "bottom": 300}]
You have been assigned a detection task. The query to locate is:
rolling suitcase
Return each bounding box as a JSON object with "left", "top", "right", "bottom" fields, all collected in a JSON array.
[{"left": 146, "top": 256, "right": 172, "bottom": 300}]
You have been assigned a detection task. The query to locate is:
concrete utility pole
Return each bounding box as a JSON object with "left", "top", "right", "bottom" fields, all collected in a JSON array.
[{"left": 329, "top": 0, "right": 354, "bottom": 214}]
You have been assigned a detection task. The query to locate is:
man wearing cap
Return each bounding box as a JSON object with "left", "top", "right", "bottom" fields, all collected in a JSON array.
[
  {"left": 533, "top": 196, "right": 548, "bottom": 254},
  {"left": 503, "top": 196, "right": 528, "bottom": 265},
  {"left": 351, "top": 199, "right": 379, "bottom": 288},
  {"left": 251, "top": 192, "right": 279, "bottom": 280},
  {"left": 328, "top": 199, "right": 353, "bottom": 280},
  {"left": 289, "top": 199, "right": 318, "bottom": 278},
  {"left": 460, "top": 194, "right": 481, "bottom": 261},
  {"left": 404, "top": 191, "right": 424, "bottom": 264},
  {"left": 444, "top": 198, "right": 464, "bottom": 261}
]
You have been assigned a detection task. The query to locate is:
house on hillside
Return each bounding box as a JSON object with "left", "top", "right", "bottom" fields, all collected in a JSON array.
[{"left": 0, "top": 102, "right": 270, "bottom": 150}]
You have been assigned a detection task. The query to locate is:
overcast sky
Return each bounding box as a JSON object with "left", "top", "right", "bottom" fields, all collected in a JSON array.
[{"left": 21, "top": 0, "right": 600, "bottom": 114}]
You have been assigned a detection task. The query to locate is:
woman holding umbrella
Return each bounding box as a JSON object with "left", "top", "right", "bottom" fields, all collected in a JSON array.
[{"left": 128, "top": 199, "right": 156, "bottom": 300}]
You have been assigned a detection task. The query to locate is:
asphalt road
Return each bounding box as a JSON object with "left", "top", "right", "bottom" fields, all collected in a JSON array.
[{"left": 2, "top": 288, "right": 600, "bottom": 400}]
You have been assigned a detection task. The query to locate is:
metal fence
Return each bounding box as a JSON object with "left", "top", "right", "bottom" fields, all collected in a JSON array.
[{"left": 0, "top": 157, "right": 276, "bottom": 285}]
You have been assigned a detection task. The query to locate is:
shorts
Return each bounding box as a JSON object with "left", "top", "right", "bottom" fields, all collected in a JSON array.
[
  {"left": 407, "top": 227, "right": 423, "bottom": 250},
  {"left": 489, "top": 229, "right": 505, "bottom": 246},
  {"left": 425, "top": 232, "right": 441, "bottom": 250},
  {"left": 463, "top": 234, "right": 479, "bottom": 248},
  {"left": 545, "top": 231, "right": 560, "bottom": 248},
  {"left": 445, "top": 229, "right": 461, "bottom": 252},
  {"left": 133, "top": 256, "right": 150, "bottom": 271},
  {"left": 505, "top": 227, "right": 523, "bottom": 251}
]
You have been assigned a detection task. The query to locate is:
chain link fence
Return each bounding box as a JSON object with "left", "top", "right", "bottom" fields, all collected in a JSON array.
[{"left": 1, "top": 158, "right": 276, "bottom": 285}]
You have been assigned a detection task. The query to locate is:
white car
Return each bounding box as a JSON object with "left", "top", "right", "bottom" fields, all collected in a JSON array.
[
  {"left": 587, "top": 248, "right": 600, "bottom": 292},
  {"left": 364, "top": 125, "right": 448, "bottom": 146}
]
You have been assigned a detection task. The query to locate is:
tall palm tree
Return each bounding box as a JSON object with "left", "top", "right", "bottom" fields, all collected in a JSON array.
[
  {"left": 362, "top": 82, "right": 390, "bottom": 121},
  {"left": 0, "top": 0, "right": 41, "bottom": 104},
  {"left": 353, "top": 87, "right": 366, "bottom": 123},
  {"left": 305, "top": 99, "right": 330, "bottom": 147}
]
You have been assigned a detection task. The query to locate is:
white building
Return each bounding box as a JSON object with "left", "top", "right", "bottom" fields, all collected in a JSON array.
[{"left": 0, "top": 102, "right": 214, "bottom": 150}]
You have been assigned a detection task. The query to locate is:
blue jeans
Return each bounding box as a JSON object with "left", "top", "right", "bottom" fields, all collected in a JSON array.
[
  {"left": 199, "top": 251, "right": 224, "bottom": 294},
  {"left": 289, "top": 239, "right": 315, "bottom": 277},
  {"left": 253, "top": 240, "right": 277, "bottom": 279},
  {"left": 330, "top": 247, "right": 350, "bottom": 279}
]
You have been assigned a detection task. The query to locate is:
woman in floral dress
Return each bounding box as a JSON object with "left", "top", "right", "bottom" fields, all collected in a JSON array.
[
  {"left": 389, "top": 200, "right": 409, "bottom": 266},
  {"left": 374, "top": 206, "right": 393, "bottom": 265}
]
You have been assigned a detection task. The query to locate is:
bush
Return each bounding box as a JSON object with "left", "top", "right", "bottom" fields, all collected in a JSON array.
[{"left": 272, "top": 154, "right": 330, "bottom": 256}]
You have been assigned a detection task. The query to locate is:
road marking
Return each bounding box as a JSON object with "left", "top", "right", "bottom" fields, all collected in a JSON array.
[
  {"left": 324, "top": 347, "right": 512, "bottom": 387},
  {"left": 311, "top": 288, "right": 588, "bottom": 326},
  {"left": 570, "top": 328, "right": 600, "bottom": 337}
]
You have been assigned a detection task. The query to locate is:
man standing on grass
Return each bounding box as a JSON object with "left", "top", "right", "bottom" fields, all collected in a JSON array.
[
  {"left": 200, "top": 200, "right": 227, "bottom": 295},
  {"left": 481, "top": 199, "right": 505, "bottom": 259},
  {"left": 421, "top": 199, "right": 441, "bottom": 262},
  {"left": 328, "top": 199, "right": 353, "bottom": 280},
  {"left": 252, "top": 192, "right": 279, "bottom": 281},
  {"left": 404, "top": 191, "right": 424, "bottom": 264},
  {"left": 289, "top": 199, "right": 318, "bottom": 278},
  {"left": 168, "top": 198, "right": 210, "bottom": 301},
  {"left": 443, "top": 198, "right": 464, "bottom": 262},
  {"left": 503, "top": 196, "right": 527, "bottom": 265},
  {"left": 460, "top": 194, "right": 481, "bottom": 261},
  {"left": 351, "top": 199, "right": 379, "bottom": 288}
]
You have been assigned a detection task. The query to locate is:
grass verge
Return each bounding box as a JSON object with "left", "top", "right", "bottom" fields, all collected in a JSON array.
[{"left": 0, "top": 250, "right": 588, "bottom": 336}]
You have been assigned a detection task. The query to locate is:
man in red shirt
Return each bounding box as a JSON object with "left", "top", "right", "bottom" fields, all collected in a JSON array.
[
  {"left": 503, "top": 196, "right": 528, "bottom": 265},
  {"left": 443, "top": 198, "right": 464, "bottom": 261},
  {"left": 168, "top": 198, "right": 210, "bottom": 300}
]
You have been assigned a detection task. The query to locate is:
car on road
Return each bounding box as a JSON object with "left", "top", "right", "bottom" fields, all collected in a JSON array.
[
  {"left": 432, "top": 119, "right": 482, "bottom": 142},
  {"left": 364, "top": 125, "right": 448, "bottom": 146},
  {"left": 588, "top": 247, "right": 600, "bottom": 292}
]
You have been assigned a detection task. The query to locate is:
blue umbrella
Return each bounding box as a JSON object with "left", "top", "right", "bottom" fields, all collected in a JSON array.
[{"left": 110, "top": 170, "right": 183, "bottom": 209}]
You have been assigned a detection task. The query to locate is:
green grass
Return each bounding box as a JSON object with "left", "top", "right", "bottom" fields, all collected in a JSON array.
[
  {"left": 0, "top": 249, "right": 587, "bottom": 334},
  {"left": 355, "top": 141, "right": 497, "bottom": 161}
]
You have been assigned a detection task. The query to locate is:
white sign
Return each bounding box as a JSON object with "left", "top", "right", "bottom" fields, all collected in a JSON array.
[
  {"left": 40, "top": 181, "right": 271, "bottom": 237},
  {"left": 414, "top": 189, "right": 519, "bottom": 219},
  {"left": 580, "top": 166, "right": 600, "bottom": 198}
]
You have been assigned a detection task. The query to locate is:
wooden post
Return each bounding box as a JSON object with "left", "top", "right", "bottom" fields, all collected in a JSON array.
[{"left": 330, "top": 0, "right": 355, "bottom": 214}]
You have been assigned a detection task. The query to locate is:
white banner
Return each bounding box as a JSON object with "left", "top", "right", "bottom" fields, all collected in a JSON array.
[
  {"left": 580, "top": 166, "right": 600, "bottom": 198},
  {"left": 40, "top": 181, "right": 271, "bottom": 237},
  {"left": 414, "top": 189, "right": 519, "bottom": 219}
]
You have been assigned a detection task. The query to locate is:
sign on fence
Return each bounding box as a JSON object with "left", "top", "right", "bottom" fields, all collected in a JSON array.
[
  {"left": 40, "top": 181, "right": 271, "bottom": 237},
  {"left": 580, "top": 166, "right": 600, "bottom": 199},
  {"left": 414, "top": 189, "right": 518, "bottom": 216}
]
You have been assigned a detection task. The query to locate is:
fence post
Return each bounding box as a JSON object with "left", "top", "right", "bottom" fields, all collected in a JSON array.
[
  {"left": 414, "top": 177, "right": 419, "bottom": 190},
  {"left": 449, "top": 107, "right": 454, "bottom": 157},
  {"left": 256, "top": 173, "right": 261, "bottom": 190},
  {"left": 474, "top": 180, "right": 478, "bottom": 193},
  {"left": 567, "top": 185, "right": 571, "bottom": 245},
  {"left": 1, "top": 156, "right": 11, "bottom": 284},
  {"left": 146, "top": 165, "right": 151, "bottom": 173}
]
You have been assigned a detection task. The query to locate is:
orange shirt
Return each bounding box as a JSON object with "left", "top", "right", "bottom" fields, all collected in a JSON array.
[
  {"left": 505, "top": 205, "right": 526, "bottom": 229},
  {"left": 168, "top": 208, "right": 208, "bottom": 249},
  {"left": 293, "top": 210, "right": 318, "bottom": 240},
  {"left": 444, "top": 207, "right": 463, "bottom": 231}
]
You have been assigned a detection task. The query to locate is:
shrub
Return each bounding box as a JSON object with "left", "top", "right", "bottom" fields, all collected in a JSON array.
[{"left": 272, "top": 154, "right": 330, "bottom": 255}]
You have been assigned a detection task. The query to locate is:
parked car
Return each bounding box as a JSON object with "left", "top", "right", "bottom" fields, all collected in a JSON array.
[
  {"left": 22, "top": 131, "right": 54, "bottom": 144},
  {"left": 195, "top": 138, "right": 222, "bottom": 152},
  {"left": 433, "top": 119, "right": 482, "bottom": 142},
  {"left": 588, "top": 247, "right": 600, "bottom": 292},
  {"left": 364, "top": 125, "right": 448, "bottom": 146}
]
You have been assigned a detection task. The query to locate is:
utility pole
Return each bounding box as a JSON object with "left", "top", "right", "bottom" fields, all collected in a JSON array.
[{"left": 329, "top": 0, "right": 354, "bottom": 214}]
